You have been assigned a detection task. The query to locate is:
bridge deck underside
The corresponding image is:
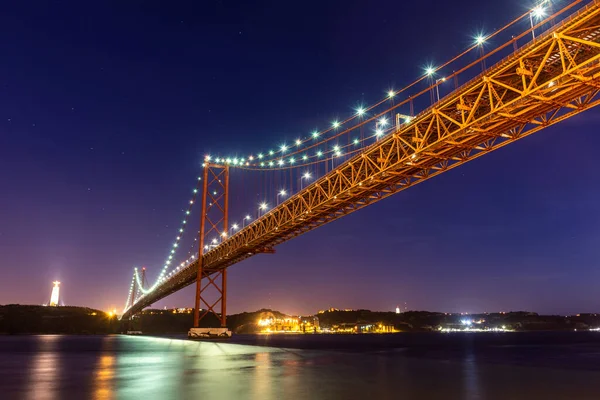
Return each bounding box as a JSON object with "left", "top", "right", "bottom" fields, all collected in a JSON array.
[{"left": 123, "top": 1, "right": 600, "bottom": 319}]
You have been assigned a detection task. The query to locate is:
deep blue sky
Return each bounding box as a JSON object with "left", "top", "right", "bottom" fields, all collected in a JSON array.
[{"left": 1, "top": 0, "right": 599, "bottom": 316}]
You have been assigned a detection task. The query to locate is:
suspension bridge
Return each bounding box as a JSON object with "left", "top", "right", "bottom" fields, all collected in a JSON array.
[{"left": 121, "top": 0, "right": 600, "bottom": 337}]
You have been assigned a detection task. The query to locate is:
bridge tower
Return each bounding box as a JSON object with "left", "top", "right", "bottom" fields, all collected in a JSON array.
[{"left": 190, "top": 162, "right": 231, "bottom": 338}]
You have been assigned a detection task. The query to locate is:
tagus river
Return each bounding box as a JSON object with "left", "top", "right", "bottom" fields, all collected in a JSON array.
[{"left": 1, "top": 332, "right": 600, "bottom": 399}]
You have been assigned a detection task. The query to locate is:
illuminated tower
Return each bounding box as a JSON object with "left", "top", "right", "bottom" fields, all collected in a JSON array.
[{"left": 49, "top": 281, "right": 60, "bottom": 306}]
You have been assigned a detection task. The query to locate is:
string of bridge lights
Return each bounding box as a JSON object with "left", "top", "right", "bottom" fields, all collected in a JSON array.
[
  {"left": 202, "top": 0, "right": 556, "bottom": 171},
  {"left": 129, "top": 176, "right": 203, "bottom": 301},
  {"left": 123, "top": 0, "right": 561, "bottom": 312},
  {"left": 123, "top": 272, "right": 137, "bottom": 312}
]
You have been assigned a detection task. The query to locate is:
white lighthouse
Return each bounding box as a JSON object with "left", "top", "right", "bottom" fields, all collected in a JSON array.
[{"left": 49, "top": 281, "right": 60, "bottom": 306}]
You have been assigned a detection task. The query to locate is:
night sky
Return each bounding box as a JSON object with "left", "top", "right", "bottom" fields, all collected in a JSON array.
[{"left": 2, "top": 0, "right": 599, "bottom": 316}]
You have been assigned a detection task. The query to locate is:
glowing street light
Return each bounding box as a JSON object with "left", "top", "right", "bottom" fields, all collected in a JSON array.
[
  {"left": 258, "top": 202, "right": 268, "bottom": 217},
  {"left": 300, "top": 171, "right": 312, "bottom": 190},
  {"left": 530, "top": 5, "right": 546, "bottom": 40},
  {"left": 425, "top": 66, "right": 435, "bottom": 76},
  {"left": 277, "top": 189, "right": 287, "bottom": 205},
  {"left": 243, "top": 215, "right": 251, "bottom": 228},
  {"left": 475, "top": 35, "right": 486, "bottom": 46},
  {"left": 435, "top": 77, "right": 446, "bottom": 102},
  {"left": 378, "top": 117, "right": 388, "bottom": 127}
]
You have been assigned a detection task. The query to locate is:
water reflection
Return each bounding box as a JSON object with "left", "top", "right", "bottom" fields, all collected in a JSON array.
[
  {"left": 4, "top": 334, "right": 600, "bottom": 399},
  {"left": 27, "top": 336, "right": 61, "bottom": 400},
  {"left": 252, "top": 351, "right": 271, "bottom": 399},
  {"left": 94, "top": 354, "right": 115, "bottom": 400}
]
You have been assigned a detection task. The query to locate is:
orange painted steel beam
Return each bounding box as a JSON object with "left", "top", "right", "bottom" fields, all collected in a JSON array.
[
  {"left": 122, "top": 1, "right": 600, "bottom": 320},
  {"left": 193, "top": 163, "right": 229, "bottom": 328}
]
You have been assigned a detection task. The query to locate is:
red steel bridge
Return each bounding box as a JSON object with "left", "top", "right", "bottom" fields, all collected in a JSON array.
[{"left": 121, "top": 0, "right": 600, "bottom": 328}]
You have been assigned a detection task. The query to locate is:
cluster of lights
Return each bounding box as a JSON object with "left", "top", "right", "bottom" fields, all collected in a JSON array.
[
  {"left": 124, "top": 0, "right": 557, "bottom": 311},
  {"left": 202, "top": 2, "right": 554, "bottom": 170},
  {"left": 123, "top": 273, "right": 137, "bottom": 313},
  {"left": 126, "top": 176, "right": 203, "bottom": 305}
]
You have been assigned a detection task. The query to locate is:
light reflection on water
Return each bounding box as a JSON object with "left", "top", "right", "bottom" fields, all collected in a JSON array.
[
  {"left": 0, "top": 334, "right": 599, "bottom": 399},
  {"left": 26, "top": 335, "right": 61, "bottom": 400}
]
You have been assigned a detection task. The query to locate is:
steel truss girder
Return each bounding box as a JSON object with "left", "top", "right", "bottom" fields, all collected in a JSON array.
[{"left": 122, "top": 1, "right": 600, "bottom": 319}]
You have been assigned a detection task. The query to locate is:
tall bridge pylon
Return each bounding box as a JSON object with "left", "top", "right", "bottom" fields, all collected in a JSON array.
[{"left": 193, "top": 163, "right": 229, "bottom": 328}]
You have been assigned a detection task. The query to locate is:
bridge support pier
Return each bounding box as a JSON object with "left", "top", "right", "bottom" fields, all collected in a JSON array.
[{"left": 190, "top": 162, "right": 232, "bottom": 339}]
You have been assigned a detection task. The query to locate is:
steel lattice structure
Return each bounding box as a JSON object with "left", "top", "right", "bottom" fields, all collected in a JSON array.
[{"left": 122, "top": 1, "right": 600, "bottom": 320}]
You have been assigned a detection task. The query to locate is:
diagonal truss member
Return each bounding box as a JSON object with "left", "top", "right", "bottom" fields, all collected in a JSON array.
[{"left": 193, "top": 163, "right": 229, "bottom": 328}]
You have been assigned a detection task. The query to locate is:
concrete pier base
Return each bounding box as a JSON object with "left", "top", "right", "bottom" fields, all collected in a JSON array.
[{"left": 188, "top": 327, "right": 232, "bottom": 340}]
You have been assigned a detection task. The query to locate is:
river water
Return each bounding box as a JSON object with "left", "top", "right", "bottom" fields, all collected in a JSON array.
[{"left": 1, "top": 332, "right": 600, "bottom": 399}]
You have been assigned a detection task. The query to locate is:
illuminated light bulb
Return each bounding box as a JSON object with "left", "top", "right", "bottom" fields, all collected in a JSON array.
[
  {"left": 289, "top": 157, "right": 295, "bottom": 164},
  {"left": 356, "top": 107, "right": 365, "bottom": 116},
  {"left": 221, "top": 232, "right": 227, "bottom": 237},
  {"left": 249, "top": 156, "right": 254, "bottom": 161},
  {"left": 388, "top": 90, "right": 395, "bottom": 98},
  {"left": 186, "top": 211, "right": 190, "bottom": 215},
  {"left": 240, "top": 158, "right": 245, "bottom": 163},
  {"left": 353, "top": 138, "right": 359, "bottom": 145},
  {"left": 258, "top": 153, "right": 263, "bottom": 159},
  {"left": 269, "top": 161, "right": 274, "bottom": 166},
  {"left": 317, "top": 150, "right": 323, "bottom": 157},
  {"left": 375, "top": 129, "right": 383, "bottom": 137},
  {"left": 279, "top": 189, "right": 287, "bottom": 196},
  {"left": 532, "top": 5, "right": 545, "bottom": 18},
  {"left": 269, "top": 150, "right": 274, "bottom": 155},
  {"left": 404, "top": 116, "right": 412, "bottom": 123},
  {"left": 226, "top": 158, "right": 231, "bottom": 164},
  {"left": 295, "top": 139, "right": 302, "bottom": 146},
  {"left": 278, "top": 159, "right": 284, "bottom": 166},
  {"left": 332, "top": 121, "right": 340, "bottom": 128},
  {"left": 425, "top": 66, "right": 435, "bottom": 76},
  {"left": 201, "top": 163, "right": 205, "bottom": 167},
  {"left": 204, "top": 245, "right": 209, "bottom": 250},
  {"left": 193, "top": 189, "right": 197, "bottom": 193},
  {"left": 302, "top": 154, "right": 308, "bottom": 160},
  {"left": 259, "top": 202, "right": 268, "bottom": 210},
  {"left": 260, "top": 162, "right": 265, "bottom": 167},
  {"left": 233, "top": 159, "right": 238, "bottom": 165},
  {"left": 213, "top": 191, "right": 217, "bottom": 195},
  {"left": 179, "top": 228, "right": 183, "bottom": 232},
  {"left": 475, "top": 35, "right": 486, "bottom": 45},
  {"left": 189, "top": 200, "right": 193, "bottom": 204},
  {"left": 232, "top": 224, "right": 239, "bottom": 230},
  {"left": 303, "top": 172, "right": 311, "bottom": 179},
  {"left": 333, "top": 145, "right": 340, "bottom": 152},
  {"left": 280, "top": 144, "right": 288, "bottom": 152},
  {"left": 246, "top": 162, "right": 249, "bottom": 166},
  {"left": 205, "top": 155, "right": 211, "bottom": 161},
  {"left": 378, "top": 117, "right": 388, "bottom": 126},
  {"left": 212, "top": 238, "right": 218, "bottom": 244},
  {"left": 312, "top": 131, "right": 319, "bottom": 138},
  {"left": 176, "top": 236, "right": 180, "bottom": 240},
  {"left": 335, "top": 151, "right": 342, "bottom": 157},
  {"left": 173, "top": 243, "right": 178, "bottom": 248},
  {"left": 183, "top": 220, "right": 187, "bottom": 224}
]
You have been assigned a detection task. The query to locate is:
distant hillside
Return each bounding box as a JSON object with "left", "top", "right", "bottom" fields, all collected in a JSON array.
[{"left": 0, "top": 305, "right": 117, "bottom": 334}]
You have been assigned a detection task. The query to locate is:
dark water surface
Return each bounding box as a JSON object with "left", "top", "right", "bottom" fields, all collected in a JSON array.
[{"left": 1, "top": 332, "right": 600, "bottom": 399}]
